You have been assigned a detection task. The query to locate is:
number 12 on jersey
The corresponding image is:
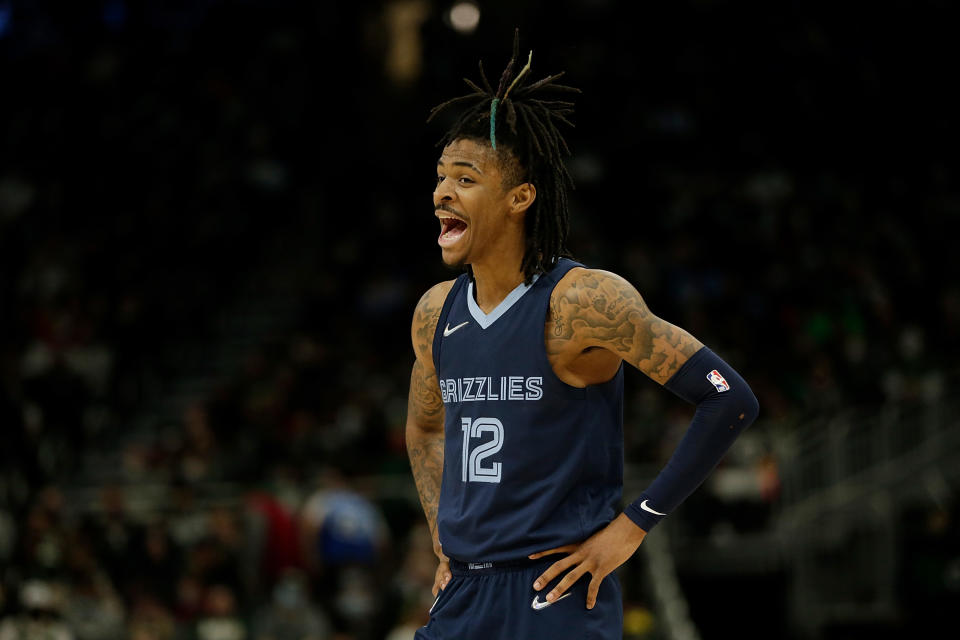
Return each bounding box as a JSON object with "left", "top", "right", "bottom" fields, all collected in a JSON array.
[{"left": 460, "top": 417, "right": 504, "bottom": 483}]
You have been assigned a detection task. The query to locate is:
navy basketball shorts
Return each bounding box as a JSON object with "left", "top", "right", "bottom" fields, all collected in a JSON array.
[{"left": 414, "top": 557, "right": 623, "bottom": 640}]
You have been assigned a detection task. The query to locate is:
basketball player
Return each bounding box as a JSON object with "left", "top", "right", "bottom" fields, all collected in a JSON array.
[{"left": 406, "top": 33, "right": 759, "bottom": 639}]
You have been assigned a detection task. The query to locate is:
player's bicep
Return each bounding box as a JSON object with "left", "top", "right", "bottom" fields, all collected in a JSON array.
[{"left": 555, "top": 269, "right": 703, "bottom": 385}]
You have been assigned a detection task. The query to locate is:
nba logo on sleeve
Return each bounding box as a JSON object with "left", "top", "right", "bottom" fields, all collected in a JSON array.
[{"left": 706, "top": 369, "right": 730, "bottom": 392}]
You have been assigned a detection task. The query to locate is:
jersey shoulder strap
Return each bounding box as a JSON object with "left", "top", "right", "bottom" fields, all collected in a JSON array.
[
  {"left": 541, "top": 257, "right": 585, "bottom": 289},
  {"left": 431, "top": 273, "right": 469, "bottom": 372}
]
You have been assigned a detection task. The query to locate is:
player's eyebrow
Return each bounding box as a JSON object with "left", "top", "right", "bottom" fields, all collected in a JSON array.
[{"left": 437, "top": 159, "right": 484, "bottom": 175}]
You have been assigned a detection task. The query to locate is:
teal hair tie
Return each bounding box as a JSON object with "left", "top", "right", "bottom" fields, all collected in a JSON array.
[
  {"left": 488, "top": 51, "right": 531, "bottom": 151},
  {"left": 489, "top": 98, "right": 500, "bottom": 150}
]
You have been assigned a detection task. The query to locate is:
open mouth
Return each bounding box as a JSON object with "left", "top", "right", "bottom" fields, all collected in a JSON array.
[{"left": 438, "top": 214, "right": 468, "bottom": 247}]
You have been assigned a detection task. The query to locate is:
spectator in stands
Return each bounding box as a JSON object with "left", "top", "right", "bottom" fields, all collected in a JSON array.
[
  {"left": 0, "top": 580, "right": 73, "bottom": 640},
  {"left": 298, "top": 467, "right": 391, "bottom": 639},
  {"left": 191, "top": 585, "right": 247, "bottom": 640},
  {"left": 61, "top": 570, "right": 125, "bottom": 640},
  {"left": 126, "top": 594, "right": 176, "bottom": 640},
  {"left": 251, "top": 568, "right": 332, "bottom": 640}
]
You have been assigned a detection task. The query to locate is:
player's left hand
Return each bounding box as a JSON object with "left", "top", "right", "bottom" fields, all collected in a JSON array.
[
  {"left": 432, "top": 558, "right": 451, "bottom": 597},
  {"left": 529, "top": 512, "right": 647, "bottom": 609}
]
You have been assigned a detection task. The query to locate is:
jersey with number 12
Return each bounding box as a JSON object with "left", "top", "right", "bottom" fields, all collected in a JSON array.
[{"left": 432, "top": 259, "right": 625, "bottom": 562}]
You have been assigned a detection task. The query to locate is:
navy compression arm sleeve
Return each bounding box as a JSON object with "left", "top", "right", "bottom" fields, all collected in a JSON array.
[{"left": 624, "top": 347, "right": 759, "bottom": 532}]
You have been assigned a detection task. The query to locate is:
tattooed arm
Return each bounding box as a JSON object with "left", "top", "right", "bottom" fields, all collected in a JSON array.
[
  {"left": 547, "top": 268, "right": 703, "bottom": 385},
  {"left": 533, "top": 268, "right": 757, "bottom": 609},
  {"left": 406, "top": 281, "right": 454, "bottom": 592}
]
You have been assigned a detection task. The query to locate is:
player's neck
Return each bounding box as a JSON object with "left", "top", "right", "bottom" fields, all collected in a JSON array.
[{"left": 471, "top": 259, "right": 525, "bottom": 314}]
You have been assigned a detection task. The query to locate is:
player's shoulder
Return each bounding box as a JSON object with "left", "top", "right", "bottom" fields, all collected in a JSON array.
[
  {"left": 410, "top": 279, "right": 458, "bottom": 360},
  {"left": 412, "top": 279, "right": 457, "bottom": 318},
  {"left": 552, "top": 266, "right": 634, "bottom": 302},
  {"left": 411, "top": 279, "right": 458, "bottom": 333}
]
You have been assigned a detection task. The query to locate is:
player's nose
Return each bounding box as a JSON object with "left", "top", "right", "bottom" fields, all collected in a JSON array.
[{"left": 433, "top": 177, "right": 455, "bottom": 204}]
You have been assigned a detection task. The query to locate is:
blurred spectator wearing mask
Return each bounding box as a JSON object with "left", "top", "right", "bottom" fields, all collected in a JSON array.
[
  {"left": 251, "top": 569, "right": 332, "bottom": 640},
  {"left": 191, "top": 585, "right": 247, "bottom": 640},
  {"left": 0, "top": 580, "right": 73, "bottom": 640},
  {"left": 62, "top": 572, "right": 124, "bottom": 640}
]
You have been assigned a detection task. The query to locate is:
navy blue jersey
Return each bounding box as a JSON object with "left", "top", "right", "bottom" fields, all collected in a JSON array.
[{"left": 432, "top": 259, "right": 624, "bottom": 562}]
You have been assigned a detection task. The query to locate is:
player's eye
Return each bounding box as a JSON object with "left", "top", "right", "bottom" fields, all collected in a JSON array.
[
  {"left": 458, "top": 176, "right": 474, "bottom": 184},
  {"left": 436, "top": 175, "right": 445, "bottom": 185}
]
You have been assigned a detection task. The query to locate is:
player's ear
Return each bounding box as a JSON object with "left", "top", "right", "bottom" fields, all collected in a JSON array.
[{"left": 509, "top": 182, "right": 537, "bottom": 215}]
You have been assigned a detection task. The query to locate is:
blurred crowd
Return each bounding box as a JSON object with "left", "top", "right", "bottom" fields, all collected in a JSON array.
[{"left": 2, "top": 1, "right": 958, "bottom": 639}]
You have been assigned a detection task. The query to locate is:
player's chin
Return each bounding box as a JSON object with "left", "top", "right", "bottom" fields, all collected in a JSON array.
[{"left": 440, "top": 247, "right": 469, "bottom": 270}]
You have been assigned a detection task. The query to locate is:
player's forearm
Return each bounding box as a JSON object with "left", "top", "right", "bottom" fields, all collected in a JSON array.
[
  {"left": 407, "top": 422, "right": 445, "bottom": 557},
  {"left": 625, "top": 347, "right": 759, "bottom": 531},
  {"left": 406, "top": 356, "right": 446, "bottom": 556}
]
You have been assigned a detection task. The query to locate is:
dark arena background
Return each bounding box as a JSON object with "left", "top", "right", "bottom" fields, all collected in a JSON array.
[{"left": 1, "top": 1, "right": 958, "bottom": 639}]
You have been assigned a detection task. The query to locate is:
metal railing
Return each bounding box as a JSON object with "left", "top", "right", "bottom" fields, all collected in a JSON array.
[
  {"left": 773, "top": 392, "right": 960, "bottom": 637},
  {"left": 776, "top": 397, "right": 960, "bottom": 528}
]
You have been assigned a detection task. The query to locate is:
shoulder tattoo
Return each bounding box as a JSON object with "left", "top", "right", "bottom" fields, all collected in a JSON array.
[
  {"left": 412, "top": 285, "right": 447, "bottom": 361},
  {"left": 551, "top": 270, "right": 702, "bottom": 384}
]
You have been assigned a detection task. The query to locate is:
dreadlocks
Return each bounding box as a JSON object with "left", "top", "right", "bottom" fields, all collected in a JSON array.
[{"left": 427, "top": 29, "right": 581, "bottom": 284}]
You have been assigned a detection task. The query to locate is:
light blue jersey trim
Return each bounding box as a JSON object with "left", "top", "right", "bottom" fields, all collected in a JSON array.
[{"left": 466, "top": 275, "right": 539, "bottom": 330}]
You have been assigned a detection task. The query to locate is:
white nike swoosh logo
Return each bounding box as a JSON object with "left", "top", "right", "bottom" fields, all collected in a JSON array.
[
  {"left": 531, "top": 593, "right": 571, "bottom": 610},
  {"left": 640, "top": 500, "right": 667, "bottom": 516},
  {"left": 443, "top": 321, "right": 469, "bottom": 337}
]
